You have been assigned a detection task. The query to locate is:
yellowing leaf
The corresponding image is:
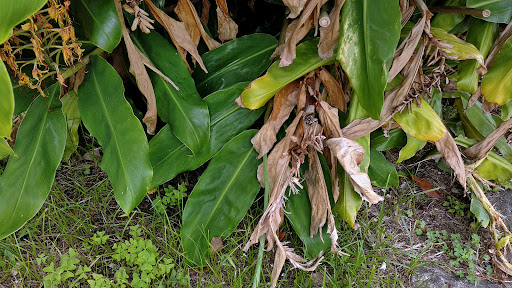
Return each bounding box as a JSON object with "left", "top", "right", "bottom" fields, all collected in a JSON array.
[
  {"left": 481, "top": 37, "right": 512, "bottom": 106},
  {"left": 393, "top": 99, "right": 446, "bottom": 142},
  {"left": 430, "top": 27, "right": 485, "bottom": 68}
]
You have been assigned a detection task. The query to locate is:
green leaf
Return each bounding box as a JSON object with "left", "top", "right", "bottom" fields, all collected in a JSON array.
[
  {"left": 370, "top": 128, "right": 407, "bottom": 151},
  {"left": 77, "top": 56, "right": 152, "bottom": 213},
  {"left": 467, "top": 0, "right": 512, "bottom": 23},
  {"left": 470, "top": 193, "right": 490, "bottom": 228},
  {"left": 393, "top": 99, "right": 447, "bottom": 142},
  {"left": 181, "top": 130, "right": 260, "bottom": 264},
  {"left": 149, "top": 82, "right": 264, "bottom": 188},
  {"left": 368, "top": 148, "right": 398, "bottom": 188},
  {"left": 131, "top": 30, "right": 210, "bottom": 155},
  {"left": 0, "top": 0, "right": 48, "bottom": 43},
  {"left": 70, "top": 0, "right": 122, "bottom": 52},
  {"left": 193, "top": 34, "right": 277, "bottom": 97},
  {"left": 481, "top": 37, "right": 512, "bottom": 106},
  {"left": 430, "top": 27, "right": 485, "bottom": 67},
  {"left": 0, "top": 84, "right": 66, "bottom": 240},
  {"left": 0, "top": 138, "right": 13, "bottom": 160},
  {"left": 333, "top": 170, "right": 362, "bottom": 228},
  {"left": 336, "top": 0, "right": 401, "bottom": 119},
  {"left": 0, "top": 61, "right": 14, "bottom": 138},
  {"left": 431, "top": 0, "right": 466, "bottom": 32},
  {"left": 61, "top": 91, "right": 81, "bottom": 161},
  {"left": 457, "top": 20, "right": 497, "bottom": 94},
  {"left": 397, "top": 135, "right": 426, "bottom": 163},
  {"left": 241, "top": 38, "right": 335, "bottom": 109}
]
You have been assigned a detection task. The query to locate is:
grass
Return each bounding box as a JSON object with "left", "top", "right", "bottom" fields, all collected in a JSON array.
[{"left": 0, "top": 148, "right": 495, "bottom": 287}]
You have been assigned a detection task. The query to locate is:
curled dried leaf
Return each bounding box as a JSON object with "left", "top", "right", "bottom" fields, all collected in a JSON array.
[
  {"left": 326, "top": 138, "right": 383, "bottom": 204},
  {"left": 464, "top": 117, "right": 512, "bottom": 161},
  {"left": 174, "top": 0, "right": 221, "bottom": 51},
  {"left": 434, "top": 132, "right": 466, "bottom": 189},
  {"left": 284, "top": 0, "right": 307, "bottom": 19},
  {"left": 318, "top": 0, "right": 345, "bottom": 59},
  {"left": 214, "top": 0, "right": 238, "bottom": 42},
  {"left": 316, "top": 68, "right": 346, "bottom": 112}
]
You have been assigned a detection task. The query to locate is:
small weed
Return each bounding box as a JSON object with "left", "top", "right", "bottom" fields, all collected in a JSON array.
[
  {"left": 414, "top": 220, "right": 426, "bottom": 235},
  {"left": 42, "top": 248, "right": 91, "bottom": 287},
  {"left": 152, "top": 183, "right": 188, "bottom": 215},
  {"left": 443, "top": 196, "right": 471, "bottom": 217}
]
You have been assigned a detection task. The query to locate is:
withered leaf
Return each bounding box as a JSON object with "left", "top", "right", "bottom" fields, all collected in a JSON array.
[
  {"left": 317, "top": 100, "right": 343, "bottom": 138},
  {"left": 318, "top": 0, "right": 345, "bottom": 59},
  {"left": 214, "top": 0, "right": 238, "bottom": 42},
  {"left": 201, "top": 0, "right": 211, "bottom": 25},
  {"left": 252, "top": 81, "right": 300, "bottom": 158},
  {"left": 464, "top": 117, "right": 512, "bottom": 161},
  {"left": 145, "top": 0, "right": 209, "bottom": 72},
  {"left": 411, "top": 175, "right": 442, "bottom": 199},
  {"left": 341, "top": 117, "right": 385, "bottom": 140},
  {"left": 283, "top": 0, "right": 307, "bottom": 19},
  {"left": 210, "top": 236, "right": 223, "bottom": 253},
  {"left": 316, "top": 68, "right": 346, "bottom": 112},
  {"left": 434, "top": 131, "right": 466, "bottom": 189},
  {"left": 326, "top": 138, "right": 384, "bottom": 204},
  {"left": 174, "top": 0, "right": 221, "bottom": 51},
  {"left": 115, "top": 0, "right": 158, "bottom": 135}
]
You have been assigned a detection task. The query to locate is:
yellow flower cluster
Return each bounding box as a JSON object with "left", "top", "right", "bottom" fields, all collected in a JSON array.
[{"left": 0, "top": 0, "right": 84, "bottom": 95}]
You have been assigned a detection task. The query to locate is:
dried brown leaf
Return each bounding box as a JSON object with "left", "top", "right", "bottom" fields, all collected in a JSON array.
[
  {"left": 283, "top": 0, "right": 307, "bottom": 19},
  {"left": 317, "top": 100, "right": 343, "bottom": 138},
  {"left": 341, "top": 117, "right": 385, "bottom": 140},
  {"left": 434, "top": 131, "right": 466, "bottom": 189},
  {"left": 210, "top": 236, "right": 223, "bottom": 253},
  {"left": 326, "top": 138, "right": 384, "bottom": 204},
  {"left": 305, "top": 147, "right": 330, "bottom": 237},
  {"left": 201, "top": 0, "right": 211, "bottom": 24},
  {"left": 146, "top": 0, "right": 210, "bottom": 73},
  {"left": 316, "top": 68, "right": 346, "bottom": 112},
  {"left": 214, "top": 0, "right": 238, "bottom": 42},
  {"left": 116, "top": 0, "right": 158, "bottom": 134},
  {"left": 388, "top": 14, "right": 426, "bottom": 82},
  {"left": 318, "top": 0, "right": 345, "bottom": 59},
  {"left": 174, "top": 0, "right": 221, "bottom": 51},
  {"left": 252, "top": 81, "right": 300, "bottom": 158},
  {"left": 464, "top": 117, "right": 512, "bottom": 161},
  {"left": 411, "top": 175, "right": 442, "bottom": 199}
]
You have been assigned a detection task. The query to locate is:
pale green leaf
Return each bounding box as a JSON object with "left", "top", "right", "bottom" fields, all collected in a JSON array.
[
  {"left": 0, "top": 61, "right": 13, "bottom": 138},
  {"left": 481, "top": 37, "right": 512, "bottom": 106},
  {"left": 393, "top": 99, "right": 447, "bottom": 142},
  {"left": 430, "top": 27, "right": 485, "bottom": 67}
]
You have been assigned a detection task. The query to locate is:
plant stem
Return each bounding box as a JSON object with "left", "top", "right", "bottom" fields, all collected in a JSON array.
[
  {"left": 430, "top": 6, "right": 491, "bottom": 18},
  {"left": 61, "top": 47, "right": 104, "bottom": 80},
  {"left": 252, "top": 155, "right": 270, "bottom": 288}
]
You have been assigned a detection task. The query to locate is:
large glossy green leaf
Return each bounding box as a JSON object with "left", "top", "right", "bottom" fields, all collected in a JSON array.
[
  {"left": 467, "top": 0, "right": 512, "bottom": 23},
  {"left": 149, "top": 82, "right": 264, "bottom": 188},
  {"left": 77, "top": 56, "right": 152, "bottom": 213},
  {"left": 333, "top": 170, "right": 362, "bottom": 228},
  {"left": 0, "top": 61, "right": 13, "bottom": 138},
  {"left": 457, "top": 20, "right": 497, "bottom": 94},
  {"left": 0, "top": 0, "right": 48, "bottom": 43},
  {"left": 61, "top": 91, "right": 81, "bottom": 161},
  {"left": 181, "top": 130, "right": 260, "bottom": 264},
  {"left": 0, "top": 138, "right": 13, "bottom": 160},
  {"left": 70, "top": 0, "right": 122, "bottom": 52},
  {"left": 241, "top": 38, "right": 335, "bottom": 110},
  {"left": 393, "top": 99, "right": 447, "bottom": 142},
  {"left": 470, "top": 193, "right": 489, "bottom": 228},
  {"left": 397, "top": 135, "right": 426, "bottom": 163},
  {"left": 481, "top": 37, "right": 512, "bottom": 106},
  {"left": 0, "top": 84, "right": 66, "bottom": 239},
  {"left": 193, "top": 34, "right": 277, "bottom": 97},
  {"left": 336, "top": 0, "right": 401, "bottom": 119},
  {"left": 131, "top": 30, "right": 210, "bottom": 155},
  {"left": 368, "top": 148, "right": 398, "bottom": 188},
  {"left": 430, "top": 27, "right": 485, "bottom": 67},
  {"left": 286, "top": 155, "right": 333, "bottom": 258},
  {"left": 370, "top": 128, "right": 406, "bottom": 151}
]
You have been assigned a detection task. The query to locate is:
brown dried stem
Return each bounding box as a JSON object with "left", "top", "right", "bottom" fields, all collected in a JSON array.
[{"left": 429, "top": 6, "right": 491, "bottom": 18}]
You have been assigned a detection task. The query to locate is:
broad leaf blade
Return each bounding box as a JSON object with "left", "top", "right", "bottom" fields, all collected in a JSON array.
[
  {"left": 393, "top": 99, "right": 447, "bottom": 142},
  {"left": 70, "top": 0, "right": 122, "bottom": 52},
  {"left": 241, "top": 38, "right": 335, "bottom": 110},
  {"left": 481, "top": 37, "right": 512, "bottom": 106},
  {"left": 370, "top": 128, "right": 407, "bottom": 151},
  {"left": 0, "top": 84, "right": 66, "bottom": 239},
  {"left": 0, "top": 138, "right": 13, "bottom": 160},
  {"left": 193, "top": 34, "right": 277, "bottom": 97},
  {"left": 467, "top": 0, "right": 512, "bottom": 23},
  {"left": 181, "top": 130, "right": 260, "bottom": 264},
  {"left": 149, "top": 82, "right": 264, "bottom": 187},
  {"left": 368, "top": 148, "right": 398, "bottom": 188},
  {"left": 336, "top": 0, "right": 401, "bottom": 119},
  {"left": 0, "top": 0, "right": 48, "bottom": 43},
  {"left": 0, "top": 61, "right": 13, "bottom": 138},
  {"left": 333, "top": 170, "right": 362, "bottom": 228},
  {"left": 397, "top": 135, "right": 426, "bottom": 163},
  {"left": 131, "top": 30, "right": 210, "bottom": 155},
  {"left": 470, "top": 193, "right": 490, "bottom": 228},
  {"left": 457, "top": 20, "right": 497, "bottom": 94},
  {"left": 77, "top": 56, "right": 152, "bottom": 213}
]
